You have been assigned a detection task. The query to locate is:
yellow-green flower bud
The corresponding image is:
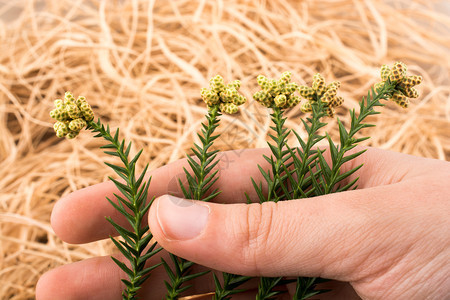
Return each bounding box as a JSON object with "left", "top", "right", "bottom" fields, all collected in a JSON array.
[
  {"left": 257, "top": 75, "right": 269, "bottom": 89},
  {"left": 312, "top": 73, "right": 326, "bottom": 96},
  {"left": 321, "top": 85, "right": 338, "bottom": 104},
  {"left": 287, "top": 95, "right": 301, "bottom": 107},
  {"left": 227, "top": 80, "right": 241, "bottom": 90},
  {"left": 298, "top": 85, "right": 315, "bottom": 100},
  {"left": 80, "top": 103, "right": 94, "bottom": 121},
  {"left": 374, "top": 82, "right": 385, "bottom": 92},
  {"left": 55, "top": 130, "right": 66, "bottom": 138},
  {"left": 330, "top": 96, "right": 344, "bottom": 108},
  {"left": 54, "top": 121, "right": 66, "bottom": 131},
  {"left": 285, "top": 82, "right": 298, "bottom": 94},
  {"left": 201, "top": 89, "right": 220, "bottom": 106},
  {"left": 253, "top": 90, "right": 265, "bottom": 102},
  {"left": 209, "top": 96, "right": 220, "bottom": 106},
  {"left": 389, "top": 61, "right": 407, "bottom": 81},
  {"left": 76, "top": 96, "right": 87, "bottom": 107},
  {"left": 280, "top": 71, "right": 292, "bottom": 83},
  {"left": 50, "top": 108, "right": 69, "bottom": 121},
  {"left": 65, "top": 91, "right": 76, "bottom": 102},
  {"left": 54, "top": 109, "right": 61, "bottom": 118},
  {"left": 327, "top": 81, "right": 341, "bottom": 89},
  {"left": 400, "top": 75, "right": 422, "bottom": 88},
  {"left": 403, "top": 87, "right": 419, "bottom": 98},
  {"left": 219, "top": 102, "right": 239, "bottom": 114},
  {"left": 254, "top": 91, "right": 269, "bottom": 104},
  {"left": 268, "top": 79, "right": 278, "bottom": 93},
  {"left": 54, "top": 99, "right": 64, "bottom": 109},
  {"left": 220, "top": 88, "right": 237, "bottom": 103},
  {"left": 69, "top": 118, "right": 87, "bottom": 132},
  {"left": 322, "top": 95, "right": 335, "bottom": 105},
  {"left": 380, "top": 65, "right": 391, "bottom": 81},
  {"left": 298, "top": 74, "right": 342, "bottom": 117},
  {"left": 300, "top": 101, "right": 312, "bottom": 113},
  {"left": 210, "top": 75, "right": 225, "bottom": 94},
  {"left": 67, "top": 103, "right": 81, "bottom": 119},
  {"left": 326, "top": 107, "right": 335, "bottom": 117},
  {"left": 54, "top": 121, "right": 69, "bottom": 138},
  {"left": 201, "top": 87, "right": 209, "bottom": 99},
  {"left": 233, "top": 95, "right": 246, "bottom": 106},
  {"left": 66, "top": 132, "right": 78, "bottom": 139},
  {"left": 392, "top": 91, "right": 409, "bottom": 108},
  {"left": 274, "top": 94, "right": 287, "bottom": 108}
]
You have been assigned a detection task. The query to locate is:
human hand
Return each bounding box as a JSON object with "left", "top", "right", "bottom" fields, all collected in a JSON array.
[{"left": 36, "top": 147, "right": 450, "bottom": 299}]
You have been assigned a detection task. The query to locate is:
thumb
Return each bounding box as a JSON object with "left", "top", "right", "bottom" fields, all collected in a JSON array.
[{"left": 148, "top": 187, "right": 395, "bottom": 281}]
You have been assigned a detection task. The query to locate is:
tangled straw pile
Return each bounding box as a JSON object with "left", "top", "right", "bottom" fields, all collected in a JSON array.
[{"left": 0, "top": 0, "right": 449, "bottom": 298}]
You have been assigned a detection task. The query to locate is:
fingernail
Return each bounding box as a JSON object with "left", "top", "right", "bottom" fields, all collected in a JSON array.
[{"left": 156, "top": 195, "right": 210, "bottom": 240}]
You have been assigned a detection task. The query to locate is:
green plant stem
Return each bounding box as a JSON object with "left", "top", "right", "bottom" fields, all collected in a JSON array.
[
  {"left": 213, "top": 272, "right": 252, "bottom": 300},
  {"left": 87, "top": 120, "right": 161, "bottom": 300},
  {"left": 250, "top": 106, "right": 290, "bottom": 205},
  {"left": 163, "top": 106, "right": 221, "bottom": 300},
  {"left": 294, "top": 277, "right": 330, "bottom": 300},
  {"left": 255, "top": 106, "right": 291, "bottom": 299},
  {"left": 286, "top": 99, "right": 327, "bottom": 200},
  {"left": 317, "top": 81, "right": 396, "bottom": 195},
  {"left": 181, "top": 105, "right": 221, "bottom": 202},
  {"left": 267, "top": 107, "right": 291, "bottom": 202},
  {"left": 256, "top": 277, "right": 285, "bottom": 300}
]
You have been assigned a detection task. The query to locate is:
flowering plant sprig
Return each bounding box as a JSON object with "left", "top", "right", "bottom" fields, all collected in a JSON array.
[
  {"left": 163, "top": 75, "right": 250, "bottom": 299},
  {"left": 198, "top": 76, "right": 253, "bottom": 300},
  {"left": 50, "top": 92, "right": 161, "bottom": 300},
  {"left": 251, "top": 71, "right": 300, "bottom": 204},
  {"left": 309, "top": 62, "right": 422, "bottom": 196},
  {"left": 375, "top": 62, "right": 422, "bottom": 107}
]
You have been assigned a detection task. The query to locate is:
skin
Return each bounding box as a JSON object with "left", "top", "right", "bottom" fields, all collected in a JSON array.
[{"left": 36, "top": 147, "right": 450, "bottom": 299}]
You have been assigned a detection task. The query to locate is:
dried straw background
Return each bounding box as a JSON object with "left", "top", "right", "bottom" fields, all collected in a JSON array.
[{"left": 0, "top": 0, "right": 449, "bottom": 299}]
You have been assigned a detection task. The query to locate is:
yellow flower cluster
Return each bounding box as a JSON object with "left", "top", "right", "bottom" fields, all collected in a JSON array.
[
  {"left": 200, "top": 75, "right": 247, "bottom": 114},
  {"left": 375, "top": 62, "right": 422, "bottom": 108},
  {"left": 298, "top": 73, "right": 344, "bottom": 117},
  {"left": 50, "top": 92, "right": 94, "bottom": 139},
  {"left": 253, "top": 71, "right": 300, "bottom": 109}
]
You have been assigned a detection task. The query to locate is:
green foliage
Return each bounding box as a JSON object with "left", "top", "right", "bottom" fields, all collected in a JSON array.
[
  {"left": 293, "top": 277, "right": 331, "bottom": 300},
  {"left": 248, "top": 107, "right": 291, "bottom": 204},
  {"left": 162, "top": 254, "right": 209, "bottom": 299},
  {"left": 311, "top": 83, "right": 395, "bottom": 195},
  {"left": 256, "top": 277, "right": 284, "bottom": 299},
  {"left": 213, "top": 272, "right": 252, "bottom": 300},
  {"left": 256, "top": 277, "right": 296, "bottom": 299},
  {"left": 162, "top": 105, "right": 222, "bottom": 299},
  {"left": 179, "top": 105, "right": 221, "bottom": 201},
  {"left": 86, "top": 120, "right": 162, "bottom": 300},
  {"left": 284, "top": 99, "right": 327, "bottom": 200}
]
